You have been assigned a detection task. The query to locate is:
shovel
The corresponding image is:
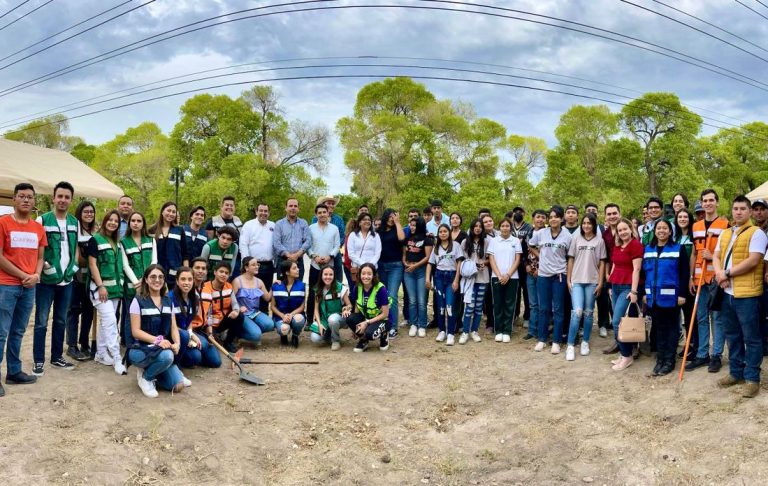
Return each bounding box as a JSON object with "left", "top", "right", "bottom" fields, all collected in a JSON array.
[
  {"left": 232, "top": 348, "right": 318, "bottom": 365},
  {"left": 208, "top": 337, "right": 265, "bottom": 385}
]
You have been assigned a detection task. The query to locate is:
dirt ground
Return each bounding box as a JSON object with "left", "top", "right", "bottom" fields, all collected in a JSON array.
[{"left": 1, "top": 315, "right": 768, "bottom": 486}]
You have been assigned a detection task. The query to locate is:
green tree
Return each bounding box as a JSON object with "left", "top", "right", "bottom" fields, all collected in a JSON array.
[
  {"left": 4, "top": 114, "right": 84, "bottom": 151},
  {"left": 504, "top": 134, "right": 546, "bottom": 200},
  {"left": 553, "top": 105, "right": 618, "bottom": 187}
]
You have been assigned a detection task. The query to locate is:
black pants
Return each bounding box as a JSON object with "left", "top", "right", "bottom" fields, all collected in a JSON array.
[
  {"left": 596, "top": 283, "right": 612, "bottom": 330},
  {"left": 652, "top": 304, "right": 681, "bottom": 363},
  {"left": 514, "top": 270, "right": 530, "bottom": 321},
  {"left": 256, "top": 261, "right": 275, "bottom": 314},
  {"left": 346, "top": 312, "right": 388, "bottom": 343},
  {"left": 484, "top": 282, "right": 495, "bottom": 330},
  {"left": 306, "top": 265, "right": 322, "bottom": 326},
  {"left": 66, "top": 280, "right": 93, "bottom": 348},
  {"left": 680, "top": 289, "right": 697, "bottom": 355},
  {"left": 216, "top": 314, "right": 245, "bottom": 347}
]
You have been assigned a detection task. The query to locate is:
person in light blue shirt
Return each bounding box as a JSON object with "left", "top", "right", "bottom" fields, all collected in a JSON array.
[
  {"left": 312, "top": 195, "right": 345, "bottom": 281},
  {"left": 425, "top": 199, "right": 450, "bottom": 236},
  {"left": 272, "top": 198, "right": 310, "bottom": 280},
  {"left": 307, "top": 204, "right": 341, "bottom": 321}
]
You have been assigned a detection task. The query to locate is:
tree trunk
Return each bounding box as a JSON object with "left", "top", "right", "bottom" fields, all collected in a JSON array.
[{"left": 645, "top": 152, "right": 658, "bottom": 196}]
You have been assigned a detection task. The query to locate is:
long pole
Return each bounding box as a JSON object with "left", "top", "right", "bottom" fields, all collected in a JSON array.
[{"left": 679, "top": 270, "right": 706, "bottom": 382}]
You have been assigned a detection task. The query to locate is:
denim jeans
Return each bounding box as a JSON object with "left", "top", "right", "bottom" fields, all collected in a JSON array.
[
  {"left": 128, "top": 347, "right": 184, "bottom": 391},
  {"left": 526, "top": 274, "right": 539, "bottom": 339},
  {"left": 379, "top": 261, "right": 404, "bottom": 325},
  {"left": 34, "top": 282, "right": 73, "bottom": 363},
  {"left": 721, "top": 294, "right": 762, "bottom": 383},
  {"left": 695, "top": 283, "right": 725, "bottom": 359},
  {"left": 403, "top": 265, "right": 427, "bottom": 328},
  {"left": 66, "top": 280, "right": 93, "bottom": 348},
  {"left": 434, "top": 270, "right": 457, "bottom": 334},
  {"left": 537, "top": 274, "right": 566, "bottom": 343},
  {"left": 610, "top": 284, "right": 637, "bottom": 358},
  {"left": 175, "top": 328, "right": 192, "bottom": 366},
  {"left": 242, "top": 311, "right": 276, "bottom": 343},
  {"left": 185, "top": 332, "right": 221, "bottom": 368},
  {"left": 310, "top": 313, "right": 345, "bottom": 343},
  {"left": 0, "top": 285, "right": 35, "bottom": 375},
  {"left": 274, "top": 314, "right": 305, "bottom": 335},
  {"left": 462, "top": 282, "right": 488, "bottom": 333},
  {"left": 568, "top": 283, "right": 597, "bottom": 345},
  {"left": 492, "top": 277, "right": 519, "bottom": 335}
]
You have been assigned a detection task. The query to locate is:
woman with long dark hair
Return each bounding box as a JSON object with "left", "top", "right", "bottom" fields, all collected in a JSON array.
[
  {"left": 347, "top": 212, "right": 382, "bottom": 281},
  {"left": 119, "top": 211, "right": 157, "bottom": 343},
  {"left": 347, "top": 263, "right": 391, "bottom": 352},
  {"left": 459, "top": 218, "right": 489, "bottom": 344},
  {"left": 675, "top": 208, "right": 697, "bottom": 361},
  {"left": 151, "top": 201, "right": 189, "bottom": 287},
  {"left": 66, "top": 201, "right": 97, "bottom": 361},
  {"left": 377, "top": 208, "right": 406, "bottom": 337},
  {"left": 426, "top": 224, "right": 463, "bottom": 346},
  {"left": 311, "top": 265, "right": 352, "bottom": 350},
  {"left": 403, "top": 217, "right": 433, "bottom": 337}
]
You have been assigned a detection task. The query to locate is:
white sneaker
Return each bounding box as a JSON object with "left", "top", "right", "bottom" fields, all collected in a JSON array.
[
  {"left": 94, "top": 354, "right": 114, "bottom": 366},
  {"left": 502, "top": 334, "right": 511, "bottom": 343},
  {"left": 458, "top": 333, "right": 469, "bottom": 345},
  {"left": 418, "top": 328, "right": 426, "bottom": 338},
  {"left": 182, "top": 375, "right": 192, "bottom": 387},
  {"left": 523, "top": 320, "right": 529, "bottom": 329},
  {"left": 409, "top": 325, "right": 418, "bottom": 337},
  {"left": 331, "top": 342, "right": 341, "bottom": 351},
  {"left": 470, "top": 331, "right": 482, "bottom": 343},
  {"left": 495, "top": 333, "right": 503, "bottom": 342},
  {"left": 551, "top": 343, "right": 561, "bottom": 354},
  {"left": 565, "top": 345, "right": 575, "bottom": 361},
  {"left": 599, "top": 327, "right": 608, "bottom": 338},
  {"left": 436, "top": 331, "right": 446, "bottom": 342},
  {"left": 446, "top": 334, "right": 455, "bottom": 346},
  {"left": 113, "top": 361, "right": 126, "bottom": 375},
  {"left": 534, "top": 341, "right": 545, "bottom": 352},
  {"left": 136, "top": 368, "right": 158, "bottom": 398},
  {"left": 580, "top": 341, "right": 590, "bottom": 356}
]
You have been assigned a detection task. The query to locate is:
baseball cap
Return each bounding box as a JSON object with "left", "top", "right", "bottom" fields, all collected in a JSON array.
[
  {"left": 752, "top": 198, "right": 768, "bottom": 209},
  {"left": 694, "top": 201, "right": 704, "bottom": 213}
]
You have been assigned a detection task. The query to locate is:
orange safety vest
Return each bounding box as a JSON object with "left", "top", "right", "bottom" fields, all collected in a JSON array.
[{"left": 692, "top": 216, "right": 729, "bottom": 284}]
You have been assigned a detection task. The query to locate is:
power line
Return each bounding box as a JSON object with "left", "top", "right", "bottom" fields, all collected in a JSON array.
[
  {"left": 0, "top": 0, "right": 136, "bottom": 64},
  {"left": 4, "top": 68, "right": 766, "bottom": 145},
  {"left": 620, "top": 0, "right": 768, "bottom": 62},
  {"left": 0, "top": 0, "right": 155, "bottom": 69},
  {"left": 734, "top": 0, "right": 768, "bottom": 21},
  {"left": 756, "top": 0, "right": 768, "bottom": 10},
  {"left": 651, "top": 0, "right": 768, "bottom": 55},
  {"left": 0, "top": 60, "right": 747, "bottom": 134},
  {"left": 0, "top": 0, "right": 53, "bottom": 32},
  {"left": 0, "top": 0, "right": 31, "bottom": 21},
  {"left": 3, "top": 1, "right": 768, "bottom": 100}
]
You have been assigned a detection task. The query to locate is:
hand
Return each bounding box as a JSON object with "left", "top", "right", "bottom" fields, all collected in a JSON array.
[
  {"left": 133, "top": 281, "right": 141, "bottom": 290},
  {"left": 642, "top": 295, "right": 647, "bottom": 305},
  {"left": 318, "top": 324, "right": 326, "bottom": 335},
  {"left": 21, "top": 273, "right": 39, "bottom": 288},
  {"left": 451, "top": 280, "right": 458, "bottom": 291},
  {"left": 567, "top": 280, "right": 573, "bottom": 292},
  {"left": 628, "top": 292, "right": 638, "bottom": 304},
  {"left": 594, "top": 284, "right": 602, "bottom": 296},
  {"left": 342, "top": 309, "right": 351, "bottom": 318},
  {"left": 356, "top": 322, "right": 367, "bottom": 335},
  {"left": 159, "top": 339, "right": 172, "bottom": 349},
  {"left": 190, "top": 334, "right": 201, "bottom": 349},
  {"left": 714, "top": 270, "right": 727, "bottom": 284},
  {"left": 499, "top": 276, "right": 509, "bottom": 285},
  {"left": 392, "top": 211, "right": 400, "bottom": 223},
  {"left": 240, "top": 306, "right": 249, "bottom": 314},
  {"left": 171, "top": 342, "right": 180, "bottom": 355},
  {"left": 228, "top": 310, "right": 239, "bottom": 319},
  {"left": 425, "top": 280, "right": 433, "bottom": 290},
  {"left": 701, "top": 249, "right": 713, "bottom": 260},
  {"left": 282, "top": 313, "right": 292, "bottom": 324},
  {"left": 404, "top": 264, "right": 414, "bottom": 273},
  {"left": 689, "top": 280, "right": 696, "bottom": 295},
  {"left": 98, "top": 286, "right": 108, "bottom": 303},
  {"left": 677, "top": 297, "right": 686, "bottom": 306},
  {"left": 525, "top": 264, "right": 532, "bottom": 274}
]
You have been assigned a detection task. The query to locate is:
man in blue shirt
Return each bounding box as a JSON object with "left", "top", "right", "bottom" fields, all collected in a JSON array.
[
  {"left": 426, "top": 199, "right": 450, "bottom": 236},
  {"left": 273, "top": 198, "right": 310, "bottom": 280},
  {"left": 312, "top": 195, "right": 345, "bottom": 283}
]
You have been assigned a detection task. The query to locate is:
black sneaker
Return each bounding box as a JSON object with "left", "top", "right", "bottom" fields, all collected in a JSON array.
[
  {"left": 280, "top": 335, "right": 289, "bottom": 346},
  {"left": 32, "top": 362, "right": 45, "bottom": 376},
  {"left": 523, "top": 333, "right": 535, "bottom": 341},
  {"left": 291, "top": 335, "right": 299, "bottom": 348},
  {"left": 353, "top": 340, "right": 369, "bottom": 353},
  {"left": 50, "top": 357, "right": 75, "bottom": 370},
  {"left": 67, "top": 347, "right": 89, "bottom": 362},
  {"left": 708, "top": 356, "right": 722, "bottom": 373},
  {"left": 685, "top": 356, "right": 709, "bottom": 371},
  {"left": 657, "top": 361, "right": 675, "bottom": 376},
  {"left": 6, "top": 371, "right": 37, "bottom": 384},
  {"left": 652, "top": 361, "right": 663, "bottom": 376},
  {"left": 379, "top": 336, "right": 390, "bottom": 351}
]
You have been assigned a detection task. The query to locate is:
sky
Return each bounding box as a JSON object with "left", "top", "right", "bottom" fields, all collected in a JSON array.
[{"left": 1, "top": 0, "right": 767, "bottom": 195}]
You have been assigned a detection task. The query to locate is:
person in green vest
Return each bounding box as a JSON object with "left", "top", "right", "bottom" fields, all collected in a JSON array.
[
  {"left": 310, "top": 265, "right": 352, "bottom": 351},
  {"left": 33, "top": 181, "right": 80, "bottom": 376},
  {"left": 86, "top": 210, "right": 126, "bottom": 376},
  {"left": 120, "top": 211, "right": 157, "bottom": 343},
  {"left": 346, "top": 263, "right": 391, "bottom": 353},
  {"left": 201, "top": 226, "right": 238, "bottom": 280}
]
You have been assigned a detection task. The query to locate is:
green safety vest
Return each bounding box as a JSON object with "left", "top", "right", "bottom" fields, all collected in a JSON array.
[
  {"left": 318, "top": 282, "right": 345, "bottom": 326},
  {"left": 121, "top": 235, "right": 154, "bottom": 299},
  {"left": 40, "top": 212, "right": 79, "bottom": 285},
  {"left": 356, "top": 282, "right": 391, "bottom": 320},
  {"left": 205, "top": 240, "right": 237, "bottom": 279},
  {"left": 88, "top": 233, "right": 124, "bottom": 299}
]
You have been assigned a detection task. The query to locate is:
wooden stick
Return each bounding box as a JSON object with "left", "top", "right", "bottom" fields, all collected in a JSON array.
[{"left": 679, "top": 270, "right": 705, "bottom": 382}]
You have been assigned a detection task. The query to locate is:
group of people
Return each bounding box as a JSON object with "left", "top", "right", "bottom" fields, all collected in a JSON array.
[{"left": 0, "top": 183, "right": 765, "bottom": 400}]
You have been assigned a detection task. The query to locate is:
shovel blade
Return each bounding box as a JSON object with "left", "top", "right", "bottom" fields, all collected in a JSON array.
[{"left": 240, "top": 370, "right": 265, "bottom": 385}]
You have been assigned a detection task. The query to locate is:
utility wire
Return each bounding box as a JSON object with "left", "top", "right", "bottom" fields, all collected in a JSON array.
[
  {"left": 0, "top": 0, "right": 31, "bottom": 21},
  {"left": 0, "top": 0, "right": 136, "bottom": 64},
  {"left": 0, "top": 0, "right": 53, "bottom": 32},
  {"left": 4, "top": 70, "right": 766, "bottom": 145},
  {"left": 0, "top": 60, "right": 746, "bottom": 134},
  {"left": 651, "top": 0, "right": 768, "bottom": 55},
  {"left": 621, "top": 0, "right": 768, "bottom": 62},
  {"left": 734, "top": 0, "right": 768, "bottom": 21},
  {"left": 2, "top": 1, "right": 768, "bottom": 100},
  {"left": 757, "top": 0, "right": 768, "bottom": 10}
]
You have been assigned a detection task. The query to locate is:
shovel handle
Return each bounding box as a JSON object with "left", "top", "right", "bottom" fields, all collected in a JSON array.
[{"left": 208, "top": 337, "right": 243, "bottom": 370}]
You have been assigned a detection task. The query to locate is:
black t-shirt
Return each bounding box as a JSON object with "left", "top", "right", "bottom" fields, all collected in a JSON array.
[
  {"left": 379, "top": 227, "right": 405, "bottom": 263},
  {"left": 86, "top": 237, "right": 101, "bottom": 258},
  {"left": 405, "top": 236, "right": 434, "bottom": 263},
  {"left": 452, "top": 230, "right": 468, "bottom": 246}
]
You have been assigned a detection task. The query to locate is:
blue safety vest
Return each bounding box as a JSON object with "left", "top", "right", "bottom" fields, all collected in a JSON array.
[
  {"left": 184, "top": 224, "right": 208, "bottom": 259},
  {"left": 156, "top": 226, "right": 186, "bottom": 279},
  {"left": 129, "top": 295, "right": 173, "bottom": 348},
  {"left": 272, "top": 280, "right": 306, "bottom": 315},
  {"left": 643, "top": 242, "right": 682, "bottom": 308}
]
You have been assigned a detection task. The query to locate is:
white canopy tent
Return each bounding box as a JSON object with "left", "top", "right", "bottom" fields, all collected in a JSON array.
[
  {"left": 0, "top": 138, "right": 123, "bottom": 206},
  {"left": 746, "top": 180, "right": 768, "bottom": 202}
]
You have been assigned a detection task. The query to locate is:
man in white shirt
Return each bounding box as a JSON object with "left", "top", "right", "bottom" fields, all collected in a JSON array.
[{"left": 239, "top": 202, "right": 275, "bottom": 313}]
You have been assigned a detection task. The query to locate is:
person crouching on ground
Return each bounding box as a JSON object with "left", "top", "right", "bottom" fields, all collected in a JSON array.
[
  {"left": 201, "top": 263, "right": 244, "bottom": 353},
  {"left": 127, "top": 264, "right": 187, "bottom": 398},
  {"left": 348, "top": 263, "right": 391, "bottom": 353},
  {"left": 311, "top": 264, "right": 352, "bottom": 350},
  {"left": 231, "top": 257, "right": 274, "bottom": 345},
  {"left": 271, "top": 260, "right": 306, "bottom": 348}
]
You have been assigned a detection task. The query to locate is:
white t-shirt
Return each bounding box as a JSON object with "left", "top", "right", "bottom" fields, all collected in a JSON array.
[
  {"left": 487, "top": 235, "right": 523, "bottom": 279},
  {"left": 714, "top": 226, "right": 768, "bottom": 296},
  {"left": 37, "top": 216, "right": 74, "bottom": 286},
  {"left": 428, "top": 241, "right": 463, "bottom": 272}
]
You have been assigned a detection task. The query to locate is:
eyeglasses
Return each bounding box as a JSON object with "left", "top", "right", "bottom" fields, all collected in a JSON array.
[
  {"left": 82, "top": 210, "right": 95, "bottom": 214},
  {"left": 648, "top": 205, "right": 661, "bottom": 210},
  {"left": 16, "top": 195, "right": 35, "bottom": 201},
  {"left": 147, "top": 275, "right": 165, "bottom": 281}
]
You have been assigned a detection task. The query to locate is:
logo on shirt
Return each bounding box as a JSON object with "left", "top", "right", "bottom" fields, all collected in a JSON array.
[{"left": 9, "top": 231, "right": 39, "bottom": 249}]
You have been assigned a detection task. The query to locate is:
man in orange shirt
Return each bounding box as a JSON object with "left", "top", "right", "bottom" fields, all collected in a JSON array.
[{"left": 0, "top": 183, "right": 47, "bottom": 396}]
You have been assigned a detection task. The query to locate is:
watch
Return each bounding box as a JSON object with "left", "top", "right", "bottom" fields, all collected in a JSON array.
[{"left": 725, "top": 268, "right": 732, "bottom": 278}]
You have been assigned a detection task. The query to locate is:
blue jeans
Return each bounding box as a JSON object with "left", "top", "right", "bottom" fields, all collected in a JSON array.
[
  {"left": 695, "top": 283, "right": 725, "bottom": 359},
  {"left": 537, "top": 274, "right": 566, "bottom": 343},
  {"left": 242, "top": 311, "right": 276, "bottom": 343},
  {"left": 403, "top": 265, "right": 427, "bottom": 328},
  {"left": 568, "top": 283, "right": 597, "bottom": 345},
  {"left": 274, "top": 314, "right": 305, "bottom": 335},
  {"left": 176, "top": 328, "right": 193, "bottom": 367},
  {"left": 183, "top": 332, "right": 221, "bottom": 368},
  {"left": 0, "top": 285, "right": 35, "bottom": 375},
  {"left": 128, "top": 348, "right": 184, "bottom": 391},
  {"left": 66, "top": 280, "right": 93, "bottom": 348},
  {"left": 462, "top": 282, "right": 488, "bottom": 333},
  {"left": 721, "top": 294, "right": 762, "bottom": 383},
  {"left": 379, "top": 261, "right": 404, "bottom": 325},
  {"left": 611, "top": 284, "right": 637, "bottom": 357},
  {"left": 310, "top": 313, "right": 345, "bottom": 343},
  {"left": 527, "top": 274, "right": 539, "bottom": 339},
  {"left": 34, "top": 282, "right": 73, "bottom": 363},
  {"left": 434, "top": 270, "right": 457, "bottom": 334}
]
